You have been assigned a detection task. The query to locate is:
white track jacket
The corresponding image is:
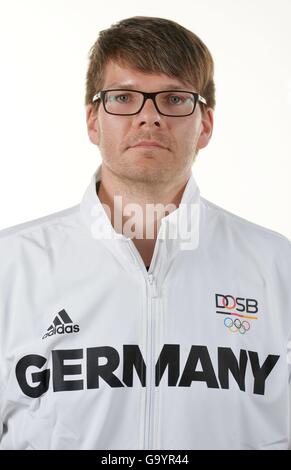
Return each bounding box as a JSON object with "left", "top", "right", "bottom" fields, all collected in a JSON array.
[{"left": 0, "top": 164, "right": 291, "bottom": 450}]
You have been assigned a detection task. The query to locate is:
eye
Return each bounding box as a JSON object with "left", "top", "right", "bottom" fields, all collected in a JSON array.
[
  {"left": 107, "top": 92, "right": 134, "bottom": 104},
  {"left": 169, "top": 95, "right": 183, "bottom": 104},
  {"left": 116, "top": 94, "right": 130, "bottom": 103}
]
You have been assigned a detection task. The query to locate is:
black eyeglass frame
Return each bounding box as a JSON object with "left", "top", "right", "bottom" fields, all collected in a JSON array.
[{"left": 92, "top": 88, "right": 207, "bottom": 117}]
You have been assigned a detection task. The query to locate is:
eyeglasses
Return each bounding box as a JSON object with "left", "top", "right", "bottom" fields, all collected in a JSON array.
[{"left": 92, "top": 89, "right": 207, "bottom": 117}]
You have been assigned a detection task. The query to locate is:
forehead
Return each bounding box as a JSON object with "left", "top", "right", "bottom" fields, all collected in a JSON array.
[{"left": 102, "top": 60, "right": 194, "bottom": 91}]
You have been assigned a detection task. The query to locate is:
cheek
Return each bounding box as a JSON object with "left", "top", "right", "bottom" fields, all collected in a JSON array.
[
  {"left": 176, "top": 121, "right": 201, "bottom": 153},
  {"left": 190, "top": 120, "right": 202, "bottom": 146},
  {"left": 99, "top": 117, "right": 128, "bottom": 150}
]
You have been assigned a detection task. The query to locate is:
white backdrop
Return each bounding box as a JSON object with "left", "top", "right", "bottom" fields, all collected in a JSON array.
[{"left": 0, "top": 0, "right": 290, "bottom": 239}]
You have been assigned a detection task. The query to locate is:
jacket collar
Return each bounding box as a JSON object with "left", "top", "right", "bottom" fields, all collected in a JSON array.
[{"left": 80, "top": 164, "right": 201, "bottom": 257}]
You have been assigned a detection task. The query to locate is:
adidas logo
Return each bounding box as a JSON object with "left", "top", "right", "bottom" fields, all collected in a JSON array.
[{"left": 42, "top": 309, "right": 80, "bottom": 340}]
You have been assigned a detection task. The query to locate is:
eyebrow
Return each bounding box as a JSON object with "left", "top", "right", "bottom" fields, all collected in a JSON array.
[{"left": 105, "top": 82, "right": 192, "bottom": 90}]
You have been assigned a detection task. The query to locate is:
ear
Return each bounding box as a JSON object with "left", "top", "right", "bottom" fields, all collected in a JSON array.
[
  {"left": 86, "top": 104, "right": 100, "bottom": 146},
  {"left": 197, "top": 107, "right": 214, "bottom": 150}
]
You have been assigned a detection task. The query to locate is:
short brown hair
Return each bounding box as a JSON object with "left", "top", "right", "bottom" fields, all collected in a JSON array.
[{"left": 85, "top": 16, "right": 215, "bottom": 111}]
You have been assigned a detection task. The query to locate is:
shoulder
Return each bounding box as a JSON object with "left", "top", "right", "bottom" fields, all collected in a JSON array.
[
  {"left": 0, "top": 204, "right": 81, "bottom": 253},
  {"left": 200, "top": 197, "right": 291, "bottom": 257}
]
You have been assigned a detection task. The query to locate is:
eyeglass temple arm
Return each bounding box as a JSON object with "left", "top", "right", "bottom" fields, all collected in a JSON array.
[
  {"left": 198, "top": 95, "right": 207, "bottom": 105},
  {"left": 92, "top": 92, "right": 101, "bottom": 103}
]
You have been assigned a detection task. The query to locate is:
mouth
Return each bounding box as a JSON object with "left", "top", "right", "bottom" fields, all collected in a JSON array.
[
  {"left": 130, "top": 141, "right": 168, "bottom": 150},
  {"left": 131, "top": 145, "right": 166, "bottom": 149}
]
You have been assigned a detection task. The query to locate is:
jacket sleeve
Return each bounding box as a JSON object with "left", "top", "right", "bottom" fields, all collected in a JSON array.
[
  {"left": 0, "top": 233, "right": 14, "bottom": 445},
  {"left": 0, "top": 300, "right": 5, "bottom": 443},
  {"left": 288, "top": 337, "right": 291, "bottom": 449},
  {"left": 286, "top": 237, "right": 291, "bottom": 450},
  {"left": 0, "top": 289, "right": 5, "bottom": 443},
  {"left": 0, "top": 368, "right": 3, "bottom": 441}
]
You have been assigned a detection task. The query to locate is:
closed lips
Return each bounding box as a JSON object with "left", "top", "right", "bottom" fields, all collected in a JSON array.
[{"left": 132, "top": 141, "right": 166, "bottom": 148}]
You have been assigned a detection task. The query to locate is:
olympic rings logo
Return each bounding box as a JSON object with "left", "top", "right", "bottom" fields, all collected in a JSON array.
[
  {"left": 224, "top": 317, "right": 251, "bottom": 334},
  {"left": 216, "top": 293, "right": 258, "bottom": 334}
]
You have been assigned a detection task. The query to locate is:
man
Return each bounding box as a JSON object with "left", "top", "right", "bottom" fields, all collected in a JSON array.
[{"left": 0, "top": 16, "right": 290, "bottom": 450}]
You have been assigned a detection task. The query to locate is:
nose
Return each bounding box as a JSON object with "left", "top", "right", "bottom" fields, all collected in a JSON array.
[{"left": 135, "top": 97, "right": 161, "bottom": 127}]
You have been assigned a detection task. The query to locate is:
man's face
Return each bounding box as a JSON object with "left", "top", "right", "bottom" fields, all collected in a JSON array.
[{"left": 86, "top": 60, "right": 213, "bottom": 186}]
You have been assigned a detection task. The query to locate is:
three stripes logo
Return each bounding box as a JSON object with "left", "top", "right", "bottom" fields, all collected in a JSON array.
[
  {"left": 215, "top": 294, "right": 259, "bottom": 334},
  {"left": 42, "top": 309, "right": 80, "bottom": 340}
]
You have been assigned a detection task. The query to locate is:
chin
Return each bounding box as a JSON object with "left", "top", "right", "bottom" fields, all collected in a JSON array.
[{"left": 121, "top": 164, "right": 171, "bottom": 185}]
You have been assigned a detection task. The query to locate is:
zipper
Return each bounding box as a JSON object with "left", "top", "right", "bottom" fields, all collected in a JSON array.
[
  {"left": 148, "top": 273, "right": 158, "bottom": 296},
  {"left": 145, "top": 272, "right": 158, "bottom": 450},
  {"left": 126, "top": 238, "right": 162, "bottom": 450}
]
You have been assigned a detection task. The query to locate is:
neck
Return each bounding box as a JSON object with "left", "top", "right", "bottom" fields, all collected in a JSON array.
[{"left": 97, "top": 163, "right": 190, "bottom": 241}]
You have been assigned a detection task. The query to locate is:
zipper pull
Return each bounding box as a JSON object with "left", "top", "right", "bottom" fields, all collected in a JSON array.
[
  {"left": 148, "top": 273, "right": 154, "bottom": 285},
  {"left": 148, "top": 274, "right": 159, "bottom": 297}
]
